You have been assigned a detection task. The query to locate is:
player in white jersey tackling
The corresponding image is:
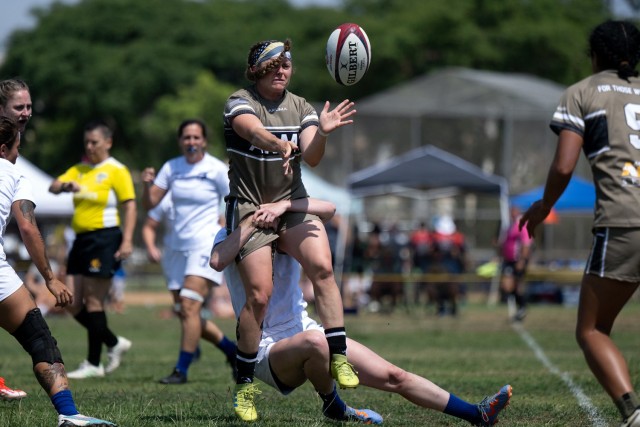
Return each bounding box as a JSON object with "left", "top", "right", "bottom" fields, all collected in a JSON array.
[{"left": 210, "top": 197, "right": 512, "bottom": 426}]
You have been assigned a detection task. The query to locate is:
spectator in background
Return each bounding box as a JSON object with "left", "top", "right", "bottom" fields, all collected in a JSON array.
[
  {"left": 409, "top": 221, "right": 433, "bottom": 306},
  {"left": 365, "top": 224, "right": 404, "bottom": 313},
  {"left": 431, "top": 216, "right": 467, "bottom": 317},
  {"left": 498, "top": 206, "right": 532, "bottom": 322},
  {"left": 49, "top": 119, "right": 135, "bottom": 379},
  {"left": 342, "top": 224, "right": 369, "bottom": 313}
]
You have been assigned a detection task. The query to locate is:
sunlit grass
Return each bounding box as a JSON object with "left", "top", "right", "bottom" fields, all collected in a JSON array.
[{"left": 1, "top": 295, "right": 638, "bottom": 426}]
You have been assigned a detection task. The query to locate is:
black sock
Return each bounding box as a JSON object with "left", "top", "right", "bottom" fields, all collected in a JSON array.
[
  {"left": 86, "top": 312, "right": 106, "bottom": 366},
  {"left": 235, "top": 349, "right": 257, "bottom": 384},
  {"left": 514, "top": 292, "right": 526, "bottom": 310},
  {"left": 74, "top": 307, "right": 91, "bottom": 329},
  {"left": 325, "top": 327, "right": 347, "bottom": 356},
  {"left": 75, "top": 307, "right": 117, "bottom": 347}
]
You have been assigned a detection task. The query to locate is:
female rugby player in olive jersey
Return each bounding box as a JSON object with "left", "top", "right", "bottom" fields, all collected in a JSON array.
[
  {"left": 521, "top": 20, "right": 640, "bottom": 427},
  {"left": 223, "top": 39, "right": 357, "bottom": 421}
]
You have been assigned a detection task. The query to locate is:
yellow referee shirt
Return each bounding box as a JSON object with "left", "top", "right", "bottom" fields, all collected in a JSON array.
[{"left": 58, "top": 157, "right": 135, "bottom": 233}]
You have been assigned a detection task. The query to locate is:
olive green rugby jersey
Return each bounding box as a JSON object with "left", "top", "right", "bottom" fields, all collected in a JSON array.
[
  {"left": 550, "top": 70, "right": 640, "bottom": 228},
  {"left": 224, "top": 86, "right": 319, "bottom": 205}
]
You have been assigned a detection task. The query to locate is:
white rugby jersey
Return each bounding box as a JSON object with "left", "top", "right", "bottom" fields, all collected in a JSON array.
[
  {"left": 0, "top": 159, "right": 34, "bottom": 261},
  {"left": 147, "top": 191, "right": 175, "bottom": 249},
  {"left": 155, "top": 153, "right": 229, "bottom": 251}
]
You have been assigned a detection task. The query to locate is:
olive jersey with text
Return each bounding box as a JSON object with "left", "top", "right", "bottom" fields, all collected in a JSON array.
[
  {"left": 550, "top": 70, "right": 640, "bottom": 228},
  {"left": 223, "top": 86, "right": 318, "bottom": 205}
]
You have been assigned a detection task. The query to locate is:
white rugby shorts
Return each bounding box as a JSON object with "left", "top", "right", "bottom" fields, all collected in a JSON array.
[
  {"left": 163, "top": 244, "right": 222, "bottom": 288},
  {"left": 255, "top": 315, "right": 324, "bottom": 394},
  {"left": 0, "top": 261, "right": 24, "bottom": 302}
]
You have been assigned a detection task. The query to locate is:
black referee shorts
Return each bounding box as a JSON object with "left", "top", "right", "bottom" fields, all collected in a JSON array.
[{"left": 67, "top": 227, "right": 122, "bottom": 278}]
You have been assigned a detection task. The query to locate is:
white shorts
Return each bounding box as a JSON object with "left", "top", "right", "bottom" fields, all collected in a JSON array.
[
  {"left": 161, "top": 249, "right": 182, "bottom": 291},
  {"left": 0, "top": 261, "right": 24, "bottom": 302},
  {"left": 163, "top": 244, "right": 223, "bottom": 288},
  {"left": 255, "top": 315, "right": 324, "bottom": 394}
]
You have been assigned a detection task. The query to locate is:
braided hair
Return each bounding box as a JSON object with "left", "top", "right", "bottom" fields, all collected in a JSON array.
[
  {"left": 245, "top": 39, "right": 292, "bottom": 82},
  {"left": 589, "top": 20, "right": 640, "bottom": 81}
]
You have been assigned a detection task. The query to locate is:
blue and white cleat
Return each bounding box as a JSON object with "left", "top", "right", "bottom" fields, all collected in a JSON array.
[
  {"left": 476, "top": 384, "right": 512, "bottom": 426},
  {"left": 345, "top": 406, "right": 383, "bottom": 424},
  {"left": 58, "top": 413, "right": 117, "bottom": 426}
]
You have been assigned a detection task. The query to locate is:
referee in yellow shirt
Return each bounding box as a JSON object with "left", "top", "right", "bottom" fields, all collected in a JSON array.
[{"left": 49, "top": 119, "right": 135, "bottom": 378}]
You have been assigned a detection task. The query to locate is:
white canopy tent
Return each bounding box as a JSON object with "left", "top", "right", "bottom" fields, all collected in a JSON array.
[{"left": 15, "top": 157, "right": 73, "bottom": 217}]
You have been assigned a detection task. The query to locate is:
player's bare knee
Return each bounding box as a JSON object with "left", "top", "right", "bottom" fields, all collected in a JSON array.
[
  {"left": 11, "top": 308, "right": 63, "bottom": 366},
  {"left": 387, "top": 365, "right": 409, "bottom": 389},
  {"left": 246, "top": 291, "right": 270, "bottom": 312},
  {"left": 575, "top": 326, "right": 599, "bottom": 350},
  {"left": 308, "top": 264, "right": 334, "bottom": 283},
  {"left": 304, "top": 331, "right": 329, "bottom": 356}
]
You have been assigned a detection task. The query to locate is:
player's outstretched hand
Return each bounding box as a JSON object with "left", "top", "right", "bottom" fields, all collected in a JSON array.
[{"left": 318, "top": 100, "right": 356, "bottom": 136}]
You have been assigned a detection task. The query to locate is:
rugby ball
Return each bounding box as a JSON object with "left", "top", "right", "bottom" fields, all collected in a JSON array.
[{"left": 326, "top": 23, "right": 372, "bottom": 86}]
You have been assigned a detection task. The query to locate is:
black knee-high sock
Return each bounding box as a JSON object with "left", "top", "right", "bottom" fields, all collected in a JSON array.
[
  {"left": 86, "top": 312, "right": 105, "bottom": 365},
  {"left": 75, "top": 307, "right": 117, "bottom": 347},
  {"left": 74, "top": 307, "right": 91, "bottom": 329},
  {"left": 86, "top": 312, "right": 118, "bottom": 365},
  {"left": 513, "top": 291, "right": 526, "bottom": 310},
  {"left": 324, "top": 327, "right": 347, "bottom": 356}
]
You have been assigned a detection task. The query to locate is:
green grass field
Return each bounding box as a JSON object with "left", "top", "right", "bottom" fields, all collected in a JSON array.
[{"left": 1, "top": 295, "right": 638, "bottom": 426}]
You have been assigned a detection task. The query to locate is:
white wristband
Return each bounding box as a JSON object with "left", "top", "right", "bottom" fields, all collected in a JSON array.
[{"left": 317, "top": 128, "right": 328, "bottom": 137}]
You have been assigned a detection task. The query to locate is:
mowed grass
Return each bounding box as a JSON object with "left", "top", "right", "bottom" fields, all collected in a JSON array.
[{"left": 1, "top": 294, "right": 639, "bottom": 426}]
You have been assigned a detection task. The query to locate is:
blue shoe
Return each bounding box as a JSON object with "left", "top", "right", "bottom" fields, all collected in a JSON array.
[
  {"left": 345, "top": 406, "right": 383, "bottom": 424},
  {"left": 476, "top": 384, "right": 512, "bottom": 426},
  {"left": 58, "top": 413, "right": 117, "bottom": 426}
]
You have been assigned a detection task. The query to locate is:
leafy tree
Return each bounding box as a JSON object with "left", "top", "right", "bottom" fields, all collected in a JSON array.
[
  {"left": 0, "top": 0, "right": 610, "bottom": 175},
  {"left": 140, "top": 71, "right": 235, "bottom": 168}
]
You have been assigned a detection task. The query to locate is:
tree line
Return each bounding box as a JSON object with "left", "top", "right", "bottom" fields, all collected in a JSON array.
[{"left": 0, "top": 0, "right": 609, "bottom": 175}]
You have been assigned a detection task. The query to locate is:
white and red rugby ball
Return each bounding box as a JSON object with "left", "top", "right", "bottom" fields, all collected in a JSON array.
[{"left": 326, "top": 23, "right": 372, "bottom": 86}]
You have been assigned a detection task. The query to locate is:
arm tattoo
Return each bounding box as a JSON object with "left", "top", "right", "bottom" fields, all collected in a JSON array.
[{"left": 19, "top": 200, "right": 36, "bottom": 225}]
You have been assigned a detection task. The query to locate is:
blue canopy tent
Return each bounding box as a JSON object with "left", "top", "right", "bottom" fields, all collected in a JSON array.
[{"left": 510, "top": 176, "right": 595, "bottom": 213}]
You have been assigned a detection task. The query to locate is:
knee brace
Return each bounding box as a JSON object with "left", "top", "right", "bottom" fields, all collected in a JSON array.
[
  {"left": 11, "top": 308, "right": 63, "bottom": 366},
  {"left": 179, "top": 288, "right": 205, "bottom": 303}
]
